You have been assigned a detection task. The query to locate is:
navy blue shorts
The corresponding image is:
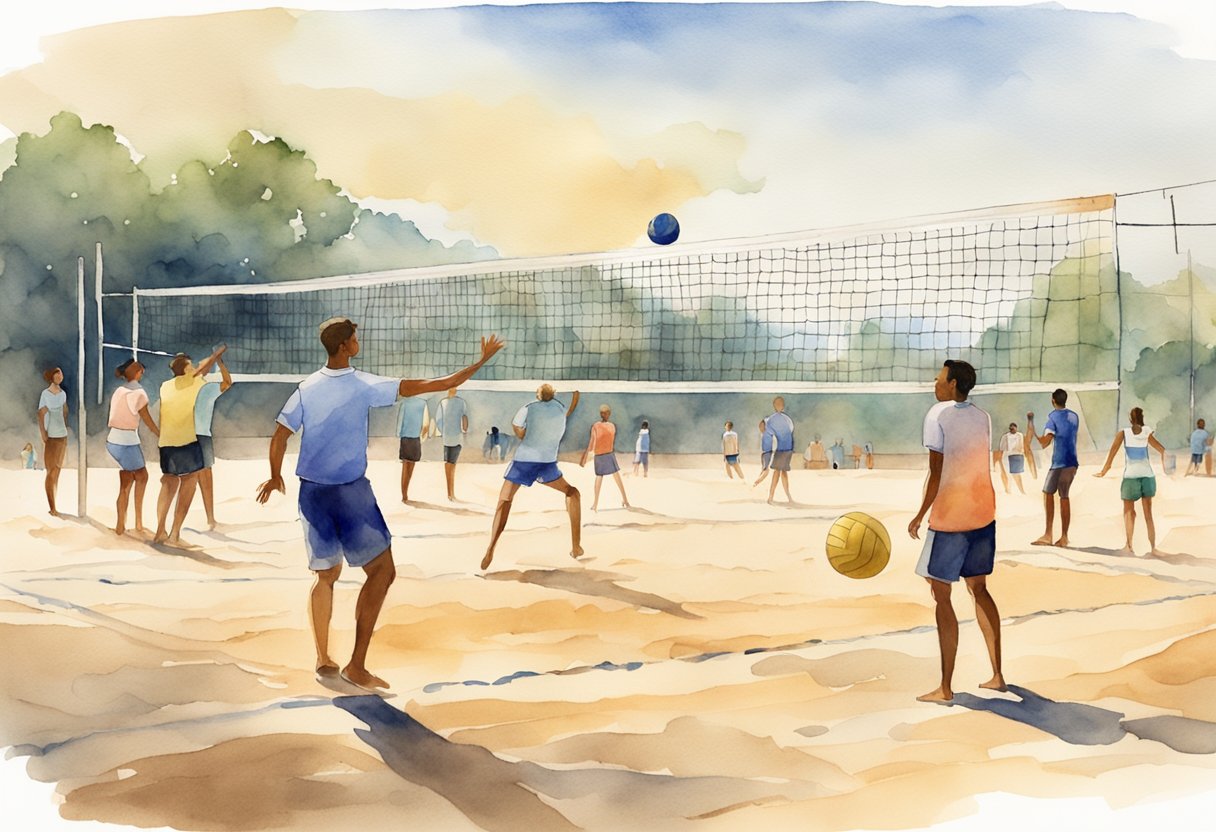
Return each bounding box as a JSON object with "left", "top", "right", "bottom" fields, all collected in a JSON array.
[
  {"left": 198, "top": 435, "right": 214, "bottom": 469},
  {"left": 725, "top": 454, "right": 739, "bottom": 464},
  {"left": 298, "top": 477, "right": 391, "bottom": 571},
  {"left": 915, "top": 521, "right": 997, "bottom": 583},
  {"left": 505, "top": 460, "right": 563, "bottom": 486},
  {"left": 160, "top": 442, "right": 204, "bottom": 476},
  {"left": 443, "top": 444, "right": 462, "bottom": 464}
]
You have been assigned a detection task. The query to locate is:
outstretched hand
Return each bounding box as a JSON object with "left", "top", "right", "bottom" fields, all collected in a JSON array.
[
  {"left": 479, "top": 334, "right": 506, "bottom": 364},
  {"left": 255, "top": 475, "right": 285, "bottom": 505}
]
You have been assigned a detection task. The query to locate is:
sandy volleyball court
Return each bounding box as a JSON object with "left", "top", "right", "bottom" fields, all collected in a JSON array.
[{"left": 2, "top": 455, "right": 1216, "bottom": 830}]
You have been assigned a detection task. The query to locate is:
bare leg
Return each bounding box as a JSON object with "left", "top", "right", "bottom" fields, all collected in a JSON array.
[
  {"left": 310, "top": 563, "right": 342, "bottom": 676},
  {"left": 199, "top": 466, "right": 216, "bottom": 527},
  {"left": 115, "top": 471, "right": 135, "bottom": 535},
  {"left": 966, "top": 575, "right": 1006, "bottom": 690},
  {"left": 483, "top": 480, "right": 522, "bottom": 569},
  {"left": 1120, "top": 499, "right": 1136, "bottom": 554},
  {"left": 753, "top": 467, "right": 770, "bottom": 487},
  {"left": 731, "top": 463, "right": 745, "bottom": 479},
  {"left": 167, "top": 474, "right": 199, "bottom": 544},
  {"left": 997, "top": 455, "right": 1009, "bottom": 493},
  {"left": 611, "top": 471, "right": 629, "bottom": 507},
  {"left": 767, "top": 469, "right": 780, "bottom": 504},
  {"left": 45, "top": 464, "right": 61, "bottom": 516},
  {"left": 918, "top": 578, "right": 957, "bottom": 702},
  {"left": 1013, "top": 473, "right": 1025, "bottom": 494},
  {"left": 592, "top": 475, "right": 603, "bottom": 511},
  {"left": 1206, "top": 454, "right": 1213, "bottom": 476},
  {"left": 725, "top": 460, "right": 732, "bottom": 479},
  {"left": 1057, "top": 497, "right": 1071, "bottom": 547},
  {"left": 400, "top": 460, "right": 416, "bottom": 503},
  {"left": 1142, "top": 496, "right": 1158, "bottom": 554},
  {"left": 444, "top": 461, "right": 456, "bottom": 501},
  {"left": 1032, "top": 493, "right": 1054, "bottom": 545},
  {"left": 133, "top": 468, "right": 149, "bottom": 533},
  {"left": 780, "top": 470, "right": 792, "bottom": 503},
  {"left": 343, "top": 549, "right": 396, "bottom": 689},
  {"left": 543, "top": 476, "right": 583, "bottom": 558},
  {"left": 154, "top": 475, "right": 181, "bottom": 542}
]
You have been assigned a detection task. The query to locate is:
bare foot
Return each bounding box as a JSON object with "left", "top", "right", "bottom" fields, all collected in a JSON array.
[
  {"left": 1054, "top": 536, "right": 1069, "bottom": 547},
  {"left": 979, "top": 675, "right": 1007, "bottom": 692},
  {"left": 916, "top": 687, "right": 954, "bottom": 703},
  {"left": 341, "top": 665, "right": 389, "bottom": 690},
  {"left": 591, "top": 504, "right": 599, "bottom": 512},
  {"left": 766, "top": 498, "right": 775, "bottom": 505},
  {"left": 1115, "top": 546, "right": 1135, "bottom": 556},
  {"left": 206, "top": 519, "right": 218, "bottom": 531},
  {"left": 1031, "top": 535, "right": 1053, "bottom": 546},
  {"left": 48, "top": 509, "right": 60, "bottom": 518},
  {"left": 570, "top": 545, "right": 585, "bottom": 560},
  {"left": 153, "top": 531, "right": 169, "bottom": 544},
  {"left": 480, "top": 551, "right": 494, "bottom": 570},
  {"left": 114, "top": 526, "right": 125, "bottom": 537},
  {"left": 315, "top": 662, "right": 340, "bottom": 678}
]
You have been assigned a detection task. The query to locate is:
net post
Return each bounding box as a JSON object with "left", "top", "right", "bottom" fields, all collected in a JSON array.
[
  {"left": 132, "top": 287, "right": 140, "bottom": 359},
  {"left": 95, "top": 242, "right": 104, "bottom": 406},
  {"left": 77, "top": 256, "right": 87, "bottom": 519}
]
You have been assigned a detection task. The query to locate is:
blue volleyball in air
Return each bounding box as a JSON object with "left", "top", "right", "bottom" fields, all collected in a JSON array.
[{"left": 647, "top": 212, "right": 680, "bottom": 245}]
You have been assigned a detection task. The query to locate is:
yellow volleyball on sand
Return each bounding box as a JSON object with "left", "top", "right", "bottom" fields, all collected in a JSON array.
[{"left": 825, "top": 511, "right": 891, "bottom": 579}]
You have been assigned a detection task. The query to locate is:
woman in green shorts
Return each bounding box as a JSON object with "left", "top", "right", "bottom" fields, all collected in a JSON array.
[{"left": 1094, "top": 407, "right": 1167, "bottom": 556}]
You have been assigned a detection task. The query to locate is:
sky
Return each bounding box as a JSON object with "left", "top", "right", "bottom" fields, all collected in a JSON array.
[{"left": 2, "top": 2, "right": 1216, "bottom": 828}]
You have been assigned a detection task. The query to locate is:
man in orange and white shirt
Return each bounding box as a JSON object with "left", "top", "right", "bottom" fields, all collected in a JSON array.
[
  {"left": 908, "top": 359, "right": 1005, "bottom": 704},
  {"left": 580, "top": 404, "right": 630, "bottom": 512}
]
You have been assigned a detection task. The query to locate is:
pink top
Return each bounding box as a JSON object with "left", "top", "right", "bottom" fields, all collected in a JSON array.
[
  {"left": 108, "top": 384, "right": 149, "bottom": 430},
  {"left": 589, "top": 420, "right": 616, "bottom": 455},
  {"left": 923, "top": 400, "right": 996, "bottom": 532}
]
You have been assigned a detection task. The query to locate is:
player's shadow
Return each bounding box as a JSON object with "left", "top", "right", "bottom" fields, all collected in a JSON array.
[
  {"left": 1072, "top": 545, "right": 1140, "bottom": 559},
  {"left": 401, "top": 500, "right": 489, "bottom": 517},
  {"left": 484, "top": 568, "right": 703, "bottom": 620},
  {"left": 951, "top": 685, "right": 1216, "bottom": 753}
]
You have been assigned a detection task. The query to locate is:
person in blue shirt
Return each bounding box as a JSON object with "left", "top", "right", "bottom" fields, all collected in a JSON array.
[
  {"left": 1185, "top": 418, "right": 1212, "bottom": 477},
  {"left": 396, "top": 394, "right": 430, "bottom": 503},
  {"left": 256, "top": 318, "right": 504, "bottom": 690},
  {"left": 1026, "top": 388, "right": 1080, "bottom": 547},
  {"left": 482, "top": 384, "right": 582, "bottom": 571},
  {"left": 763, "top": 397, "right": 795, "bottom": 504},
  {"left": 434, "top": 387, "right": 469, "bottom": 501},
  {"left": 194, "top": 353, "right": 234, "bottom": 529}
]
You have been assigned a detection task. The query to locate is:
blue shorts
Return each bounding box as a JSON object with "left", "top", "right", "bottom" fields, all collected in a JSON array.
[
  {"left": 725, "top": 454, "right": 739, "bottom": 465},
  {"left": 634, "top": 451, "right": 649, "bottom": 466},
  {"left": 915, "top": 521, "right": 996, "bottom": 583},
  {"left": 160, "top": 442, "right": 204, "bottom": 476},
  {"left": 1192, "top": 453, "right": 1205, "bottom": 465},
  {"left": 106, "top": 442, "right": 145, "bottom": 472},
  {"left": 1007, "top": 454, "right": 1025, "bottom": 474},
  {"left": 505, "top": 460, "right": 563, "bottom": 486},
  {"left": 198, "top": 435, "right": 214, "bottom": 469},
  {"left": 443, "top": 444, "right": 462, "bottom": 464},
  {"left": 298, "top": 477, "right": 391, "bottom": 571}
]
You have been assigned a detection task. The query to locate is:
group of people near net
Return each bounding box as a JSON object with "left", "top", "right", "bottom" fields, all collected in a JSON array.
[
  {"left": 34, "top": 348, "right": 233, "bottom": 543},
  {"left": 31, "top": 316, "right": 1215, "bottom": 697}
]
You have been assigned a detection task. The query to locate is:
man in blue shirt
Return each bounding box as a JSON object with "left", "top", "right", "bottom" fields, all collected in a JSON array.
[
  {"left": 482, "top": 384, "right": 582, "bottom": 571},
  {"left": 1026, "top": 388, "right": 1080, "bottom": 547},
  {"left": 194, "top": 353, "right": 233, "bottom": 529},
  {"left": 434, "top": 387, "right": 469, "bottom": 501},
  {"left": 396, "top": 395, "right": 430, "bottom": 503},
  {"left": 764, "top": 397, "right": 795, "bottom": 504},
  {"left": 257, "top": 318, "right": 504, "bottom": 690},
  {"left": 1185, "top": 418, "right": 1212, "bottom": 477}
]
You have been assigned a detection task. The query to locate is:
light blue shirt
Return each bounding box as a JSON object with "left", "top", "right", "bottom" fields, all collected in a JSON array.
[
  {"left": 830, "top": 443, "right": 846, "bottom": 466},
  {"left": 194, "top": 381, "right": 223, "bottom": 437},
  {"left": 637, "top": 429, "right": 650, "bottom": 453},
  {"left": 39, "top": 388, "right": 68, "bottom": 438},
  {"left": 396, "top": 397, "right": 429, "bottom": 439},
  {"left": 435, "top": 396, "right": 468, "bottom": 447},
  {"left": 512, "top": 399, "right": 567, "bottom": 463},
  {"left": 764, "top": 411, "right": 795, "bottom": 452},
  {"left": 276, "top": 367, "right": 399, "bottom": 484},
  {"left": 1190, "top": 429, "right": 1211, "bottom": 455}
]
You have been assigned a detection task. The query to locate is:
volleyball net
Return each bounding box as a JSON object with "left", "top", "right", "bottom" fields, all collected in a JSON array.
[{"left": 106, "top": 194, "right": 1120, "bottom": 393}]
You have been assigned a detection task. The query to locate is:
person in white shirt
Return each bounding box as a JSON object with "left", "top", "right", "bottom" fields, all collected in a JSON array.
[
  {"left": 722, "top": 420, "right": 744, "bottom": 479},
  {"left": 1094, "top": 407, "right": 1167, "bottom": 556},
  {"left": 36, "top": 366, "right": 69, "bottom": 517},
  {"left": 998, "top": 422, "right": 1027, "bottom": 494},
  {"left": 434, "top": 387, "right": 469, "bottom": 501}
]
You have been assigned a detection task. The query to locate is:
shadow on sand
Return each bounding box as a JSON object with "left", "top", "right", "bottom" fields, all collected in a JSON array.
[
  {"left": 952, "top": 685, "right": 1216, "bottom": 753},
  {"left": 483, "top": 567, "right": 703, "bottom": 620}
]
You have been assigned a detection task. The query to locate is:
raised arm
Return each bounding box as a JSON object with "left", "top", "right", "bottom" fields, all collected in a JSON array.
[
  {"left": 217, "top": 355, "right": 234, "bottom": 393},
  {"left": 398, "top": 335, "right": 506, "bottom": 398},
  {"left": 908, "top": 450, "right": 943, "bottom": 539},
  {"left": 1026, "top": 413, "right": 1054, "bottom": 449},
  {"left": 256, "top": 423, "right": 293, "bottom": 504},
  {"left": 1094, "top": 431, "right": 1124, "bottom": 477},
  {"left": 566, "top": 390, "right": 581, "bottom": 419},
  {"left": 194, "top": 344, "right": 228, "bottom": 377}
]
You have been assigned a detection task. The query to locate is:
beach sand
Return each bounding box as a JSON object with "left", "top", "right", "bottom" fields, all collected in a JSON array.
[{"left": 2, "top": 457, "right": 1215, "bottom": 830}]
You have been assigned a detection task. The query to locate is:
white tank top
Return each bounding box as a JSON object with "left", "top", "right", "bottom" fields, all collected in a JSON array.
[{"left": 1123, "top": 426, "right": 1154, "bottom": 479}]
